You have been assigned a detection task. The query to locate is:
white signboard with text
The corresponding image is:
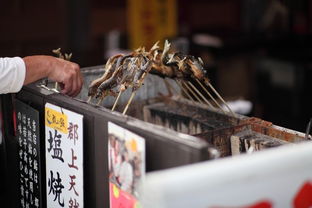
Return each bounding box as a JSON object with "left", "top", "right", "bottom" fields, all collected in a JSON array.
[
  {"left": 45, "top": 103, "right": 84, "bottom": 208},
  {"left": 142, "top": 141, "right": 312, "bottom": 208}
]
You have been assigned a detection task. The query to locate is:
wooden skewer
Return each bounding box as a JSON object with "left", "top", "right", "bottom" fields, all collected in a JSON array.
[
  {"left": 54, "top": 82, "right": 59, "bottom": 92},
  {"left": 123, "top": 69, "right": 150, "bottom": 115},
  {"left": 175, "top": 80, "right": 195, "bottom": 102},
  {"left": 163, "top": 78, "right": 179, "bottom": 96},
  {"left": 182, "top": 81, "right": 204, "bottom": 104},
  {"left": 87, "top": 96, "right": 92, "bottom": 103},
  {"left": 111, "top": 90, "right": 123, "bottom": 111},
  {"left": 206, "top": 81, "right": 235, "bottom": 116},
  {"left": 195, "top": 79, "right": 226, "bottom": 113},
  {"left": 187, "top": 81, "right": 215, "bottom": 109},
  {"left": 96, "top": 98, "right": 103, "bottom": 106},
  {"left": 39, "top": 84, "right": 51, "bottom": 91},
  {"left": 123, "top": 91, "right": 136, "bottom": 115},
  {"left": 97, "top": 92, "right": 107, "bottom": 106}
]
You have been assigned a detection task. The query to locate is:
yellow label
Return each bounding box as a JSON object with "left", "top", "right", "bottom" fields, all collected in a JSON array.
[
  {"left": 126, "top": 138, "right": 138, "bottom": 153},
  {"left": 134, "top": 201, "right": 141, "bottom": 208},
  {"left": 127, "top": 0, "right": 177, "bottom": 50},
  {"left": 113, "top": 184, "right": 120, "bottom": 198},
  {"left": 45, "top": 107, "right": 68, "bottom": 134}
]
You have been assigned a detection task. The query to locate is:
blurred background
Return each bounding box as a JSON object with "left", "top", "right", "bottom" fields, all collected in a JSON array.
[{"left": 0, "top": 0, "right": 311, "bottom": 132}]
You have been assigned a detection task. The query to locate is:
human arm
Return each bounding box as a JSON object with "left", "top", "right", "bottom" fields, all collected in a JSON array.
[
  {"left": 0, "top": 56, "right": 83, "bottom": 96},
  {"left": 23, "top": 55, "right": 83, "bottom": 97}
]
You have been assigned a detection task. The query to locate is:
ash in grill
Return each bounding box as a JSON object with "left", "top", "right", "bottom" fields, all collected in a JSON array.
[
  {"left": 143, "top": 97, "right": 240, "bottom": 135},
  {"left": 230, "top": 130, "right": 290, "bottom": 155}
]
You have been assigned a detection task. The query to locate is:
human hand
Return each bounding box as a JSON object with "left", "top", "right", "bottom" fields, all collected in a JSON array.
[
  {"left": 23, "top": 55, "right": 83, "bottom": 97},
  {"left": 47, "top": 57, "right": 83, "bottom": 97}
]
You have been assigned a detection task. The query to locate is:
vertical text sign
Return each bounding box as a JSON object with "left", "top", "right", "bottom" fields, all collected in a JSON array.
[
  {"left": 45, "top": 103, "right": 83, "bottom": 208},
  {"left": 128, "top": 0, "right": 177, "bottom": 49},
  {"left": 16, "top": 99, "right": 41, "bottom": 208}
]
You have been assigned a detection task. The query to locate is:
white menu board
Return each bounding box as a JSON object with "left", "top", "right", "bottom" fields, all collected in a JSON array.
[{"left": 45, "top": 103, "right": 83, "bottom": 208}]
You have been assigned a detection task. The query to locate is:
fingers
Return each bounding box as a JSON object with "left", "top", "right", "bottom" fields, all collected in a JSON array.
[
  {"left": 75, "top": 71, "right": 84, "bottom": 96},
  {"left": 59, "top": 62, "right": 83, "bottom": 97},
  {"left": 71, "top": 64, "right": 83, "bottom": 97},
  {"left": 61, "top": 75, "right": 73, "bottom": 96},
  {"left": 47, "top": 57, "right": 83, "bottom": 97}
]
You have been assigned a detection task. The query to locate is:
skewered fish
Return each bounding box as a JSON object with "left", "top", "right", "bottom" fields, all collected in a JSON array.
[
  {"left": 87, "top": 40, "right": 233, "bottom": 115},
  {"left": 88, "top": 54, "right": 123, "bottom": 100}
]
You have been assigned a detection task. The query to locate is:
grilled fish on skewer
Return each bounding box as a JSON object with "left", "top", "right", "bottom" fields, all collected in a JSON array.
[
  {"left": 150, "top": 40, "right": 177, "bottom": 78},
  {"left": 161, "top": 40, "right": 171, "bottom": 65},
  {"left": 111, "top": 58, "right": 139, "bottom": 111},
  {"left": 133, "top": 56, "right": 152, "bottom": 90},
  {"left": 96, "top": 55, "right": 139, "bottom": 103},
  {"left": 86, "top": 40, "right": 232, "bottom": 115},
  {"left": 185, "top": 56, "right": 209, "bottom": 83},
  {"left": 88, "top": 54, "right": 123, "bottom": 99},
  {"left": 95, "top": 63, "right": 122, "bottom": 99},
  {"left": 149, "top": 41, "right": 160, "bottom": 54},
  {"left": 122, "top": 63, "right": 151, "bottom": 115},
  {"left": 118, "top": 58, "right": 139, "bottom": 91},
  {"left": 94, "top": 54, "right": 133, "bottom": 100}
]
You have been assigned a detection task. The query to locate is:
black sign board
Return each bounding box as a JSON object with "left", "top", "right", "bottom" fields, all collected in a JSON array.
[{"left": 16, "top": 99, "right": 41, "bottom": 208}]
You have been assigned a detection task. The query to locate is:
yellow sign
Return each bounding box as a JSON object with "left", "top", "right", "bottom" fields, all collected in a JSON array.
[
  {"left": 127, "top": 0, "right": 177, "bottom": 49},
  {"left": 45, "top": 107, "right": 68, "bottom": 134},
  {"left": 113, "top": 184, "right": 120, "bottom": 198}
]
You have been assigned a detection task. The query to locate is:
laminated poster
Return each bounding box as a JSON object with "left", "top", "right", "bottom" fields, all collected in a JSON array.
[
  {"left": 45, "top": 103, "right": 83, "bottom": 208},
  {"left": 108, "top": 122, "right": 145, "bottom": 208}
]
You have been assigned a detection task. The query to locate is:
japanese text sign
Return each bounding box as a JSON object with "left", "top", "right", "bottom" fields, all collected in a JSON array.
[
  {"left": 16, "top": 99, "right": 41, "bottom": 208},
  {"left": 142, "top": 141, "right": 312, "bottom": 208},
  {"left": 45, "top": 103, "right": 83, "bottom": 208}
]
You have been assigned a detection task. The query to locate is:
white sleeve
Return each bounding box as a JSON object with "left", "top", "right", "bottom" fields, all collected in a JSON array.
[{"left": 0, "top": 57, "right": 26, "bottom": 94}]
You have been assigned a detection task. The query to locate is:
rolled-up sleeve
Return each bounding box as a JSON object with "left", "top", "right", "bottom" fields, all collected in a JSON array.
[{"left": 0, "top": 57, "right": 26, "bottom": 94}]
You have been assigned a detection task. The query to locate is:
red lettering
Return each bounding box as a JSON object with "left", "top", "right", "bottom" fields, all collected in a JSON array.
[
  {"left": 211, "top": 200, "right": 272, "bottom": 208},
  {"left": 246, "top": 201, "right": 272, "bottom": 208},
  {"left": 209, "top": 180, "right": 312, "bottom": 208},
  {"left": 293, "top": 181, "right": 312, "bottom": 208}
]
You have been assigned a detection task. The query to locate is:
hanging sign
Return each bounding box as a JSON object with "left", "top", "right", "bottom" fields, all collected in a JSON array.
[
  {"left": 16, "top": 99, "right": 42, "bottom": 208},
  {"left": 108, "top": 122, "right": 145, "bottom": 208},
  {"left": 45, "top": 103, "right": 84, "bottom": 208},
  {"left": 127, "top": 0, "right": 177, "bottom": 49}
]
